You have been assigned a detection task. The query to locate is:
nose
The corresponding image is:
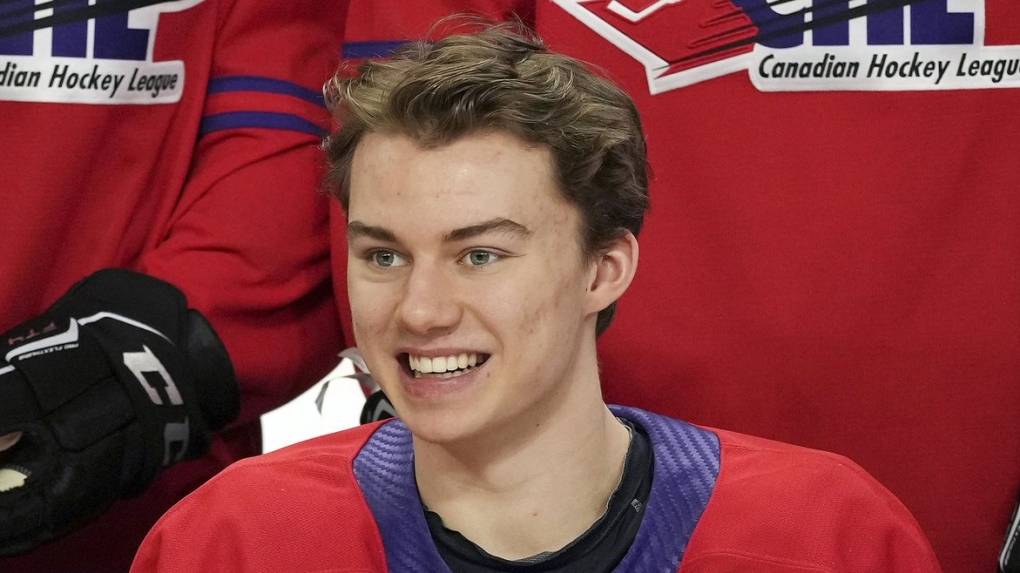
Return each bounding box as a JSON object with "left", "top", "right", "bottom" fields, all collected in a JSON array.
[{"left": 397, "top": 260, "right": 462, "bottom": 336}]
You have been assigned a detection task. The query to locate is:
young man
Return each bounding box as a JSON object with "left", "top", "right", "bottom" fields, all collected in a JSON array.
[{"left": 131, "top": 22, "right": 943, "bottom": 572}]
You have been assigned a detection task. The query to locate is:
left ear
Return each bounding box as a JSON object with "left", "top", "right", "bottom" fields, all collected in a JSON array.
[{"left": 585, "top": 231, "right": 639, "bottom": 315}]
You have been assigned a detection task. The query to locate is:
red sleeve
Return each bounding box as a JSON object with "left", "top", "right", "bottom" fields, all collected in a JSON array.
[
  {"left": 140, "top": 0, "right": 348, "bottom": 427},
  {"left": 131, "top": 426, "right": 386, "bottom": 573},
  {"left": 680, "top": 430, "right": 944, "bottom": 573}
]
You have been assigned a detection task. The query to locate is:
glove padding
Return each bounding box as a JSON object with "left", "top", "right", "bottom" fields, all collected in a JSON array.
[{"left": 0, "top": 269, "right": 239, "bottom": 555}]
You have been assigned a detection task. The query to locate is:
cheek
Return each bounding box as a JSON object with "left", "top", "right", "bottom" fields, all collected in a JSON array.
[
  {"left": 538, "top": 249, "right": 590, "bottom": 314},
  {"left": 347, "top": 279, "right": 393, "bottom": 340},
  {"left": 348, "top": 289, "right": 396, "bottom": 381},
  {"left": 498, "top": 271, "right": 586, "bottom": 339}
]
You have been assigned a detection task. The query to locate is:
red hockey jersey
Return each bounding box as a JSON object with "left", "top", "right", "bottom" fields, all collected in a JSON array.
[
  {"left": 130, "top": 407, "right": 942, "bottom": 572},
  {"left": 0, "top": 1, "right": 347, "bottom": 570},
  {"left": 335, "top": 2, "right": 1020, "bottom": 572}
]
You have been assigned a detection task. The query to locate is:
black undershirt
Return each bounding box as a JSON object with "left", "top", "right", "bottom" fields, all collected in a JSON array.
[{"left": 424, "top": 420, "right": 653, "bottom": 573}]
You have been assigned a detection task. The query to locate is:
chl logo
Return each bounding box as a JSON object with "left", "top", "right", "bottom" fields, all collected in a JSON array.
[
  {"left": 0, "top": 0, "right": 204, "bottom": 104},
  {"left": 554, "top": 0, "right": 1020, "bottom": 93}
]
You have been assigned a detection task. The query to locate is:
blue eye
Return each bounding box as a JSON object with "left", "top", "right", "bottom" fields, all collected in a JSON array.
[
  {"left": 462, "top": 250, "right": 499, "bottom": 267},
  {"left": 370, "top": 251, "right": 407, "bottom": 267}
]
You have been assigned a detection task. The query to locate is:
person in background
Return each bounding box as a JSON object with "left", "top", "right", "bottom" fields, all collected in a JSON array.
[{"left": 0, "top": 1, "right": 347, "bottom": 570}]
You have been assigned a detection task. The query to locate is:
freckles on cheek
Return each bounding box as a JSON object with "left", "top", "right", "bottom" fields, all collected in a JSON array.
[
  {"left": 351, "top": 313, "right": 386, "bottom": 341},
  {"left": 514, "top": 272, "right": 578, "bottom": 336},
  {"left": 519, "top": 302, "right": 546, "bottom": 336},
  {"left": 348, "top": 299, "right": 388, "bottom": 346}
]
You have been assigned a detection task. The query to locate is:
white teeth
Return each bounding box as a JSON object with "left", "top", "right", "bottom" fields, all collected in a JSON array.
[{"left": 408, "top": 352, "right": 481, "bottom": 376}]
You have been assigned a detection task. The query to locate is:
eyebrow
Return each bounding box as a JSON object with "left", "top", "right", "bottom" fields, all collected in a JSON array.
[
  {"left": 346, "top": 221, "right": 396, "bottom": 243},
  {"left": 444, "top": 218, "right": 532, "bottom": 242},
  {"left": 347, "top": 217, "right": 532, "bottom": 244}
]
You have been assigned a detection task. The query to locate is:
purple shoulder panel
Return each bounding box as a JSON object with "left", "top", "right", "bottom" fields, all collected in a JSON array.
[
  {"left": 610, "top": 405, "right": 721, "bottom": 573},
  {"left": 353, "top": 420, "right": 452, "bottom": 573}
]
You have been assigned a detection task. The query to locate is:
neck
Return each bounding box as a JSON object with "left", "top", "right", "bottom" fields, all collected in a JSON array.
[{"left": 414, "top": 400, "right": 631, "bottom": 560}]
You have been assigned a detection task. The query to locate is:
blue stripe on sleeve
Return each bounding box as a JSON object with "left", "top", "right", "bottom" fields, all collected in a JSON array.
[
  {"left": 207, "top": 76, "right": 324, "bottom": 106},
  {"left": 199, "top": 111, "right": 324, "bottom": 137},
  {"left": 341, "top": 40, "right": 407, "bottom": 59}
]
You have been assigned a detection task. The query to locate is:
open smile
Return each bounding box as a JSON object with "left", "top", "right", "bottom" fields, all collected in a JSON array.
[{"left": 401, "top": 352, "right": 490, "bottom": 379}]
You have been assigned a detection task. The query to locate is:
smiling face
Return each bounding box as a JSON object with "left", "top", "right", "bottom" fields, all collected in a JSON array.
[{"left": 346, "top": 130, "right": 618, "bottom": 447}]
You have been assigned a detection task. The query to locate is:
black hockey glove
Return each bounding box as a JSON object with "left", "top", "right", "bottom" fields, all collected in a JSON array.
[
  {"left": 1001, "top": 489, "right": 1020, "bottom": 572},
  {"left": 0, "top": 269, "right": 239, "bottom": 555}
]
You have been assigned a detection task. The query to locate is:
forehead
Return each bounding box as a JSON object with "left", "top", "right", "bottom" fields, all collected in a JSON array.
[{"left": 347, "top": 130, "right": 572, "bottom": 227}]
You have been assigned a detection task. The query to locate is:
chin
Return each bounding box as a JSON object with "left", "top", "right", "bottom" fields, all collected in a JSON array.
[{"left": 398, "top": 402, "right": 486, "bottom": 446}]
